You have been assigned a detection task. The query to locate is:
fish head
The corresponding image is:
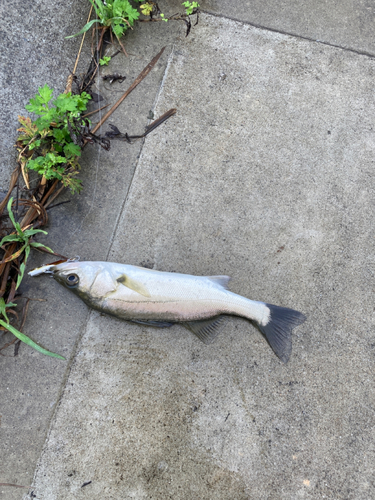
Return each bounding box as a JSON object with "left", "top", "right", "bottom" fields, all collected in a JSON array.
[
  {"left": 52, "top": 261, "right": 99, "bottom": 292},
  {"left": 29, "top": 260, "right": 101, "bottom": 300}
]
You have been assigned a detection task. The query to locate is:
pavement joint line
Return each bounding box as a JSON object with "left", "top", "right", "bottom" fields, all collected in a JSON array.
[
  {"left": 104, "top": 140, "right": 146, "bottom": 262},
  {"left": 28, "top": 40, "right": 174, "bottom": 480},
  {"left": 26, "top": 309, "right": 92, "bottom": 493},
  {"left": 105, "top": 45, "right": 176, "bottom": 262},
  {"left": 202, "top": 9, "right": 375, "bottom": 59}
]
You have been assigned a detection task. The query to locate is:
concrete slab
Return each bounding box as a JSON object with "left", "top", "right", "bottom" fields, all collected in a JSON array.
[
  {"left": 0, "top": 0, "right": 90, "bottom": 191},
  {"left": 1, "top": 6, "right": 184, "bottom": 498},
  {"left": 25, "top": 13, "right": 375, "bottom": 500},
  {"left": 1, "top": 2, "right": 88, "bottom": 498},
  {"left": 200, "top": 0, "right": 375, "bottom": 55}
]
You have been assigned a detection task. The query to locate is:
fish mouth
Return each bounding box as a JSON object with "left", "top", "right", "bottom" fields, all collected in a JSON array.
[
  {"left": 28, "top": 258, "right": 78, "bottom": 276},
  {"left": 28, "top": 262, "right": 63, "bottom": 276}
]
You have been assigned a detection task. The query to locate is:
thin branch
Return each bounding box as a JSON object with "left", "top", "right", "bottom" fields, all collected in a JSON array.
[
  {"left": 0, "top": 483, "right": 30, "bottom": 488},
  {"left": 82, "top": 104, "right": 110, "bottom": 118},
  {"left": 65, "top": 5, "right": 94, "bottom": 94},
  {"left": 44, "top": 185, "right": 66, "bottom": 209},
  {"left": 89, "top": 47, "right": 166, "bottom": 136},
  {"left": 74, "top": 6, "right": 94, "bottom": 75}
]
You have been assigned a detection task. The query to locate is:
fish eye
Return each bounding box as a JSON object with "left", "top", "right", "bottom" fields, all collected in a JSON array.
[{"left": 66, "top": 273, "right": 79, "bottom": 287}]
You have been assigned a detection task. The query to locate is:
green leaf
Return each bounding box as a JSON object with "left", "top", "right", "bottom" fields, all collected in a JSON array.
[
  {"left": 6, "top": 200, "right": 23, "bottom": 239},
  {"left": 0, "top": 320, "right": 65, "bottom": 360},
  {"left": 113, "top": 0, "right": 140, "bottom": 22},
  {"left": 22, "top": 228, "right": 48, "bottom": 238},
  {"left": 99, "top": 56, "right": 112, "bottom": 66},
  {"left": 25, "top": 96, "right": 48, "bottom": 115},
  {"left": 125, "top": 9, "right": 140, "bottom": 24},
  {"left": 28, "top": 139, "right": 41, "bottom": 150},
  {"left": 91, "top": 0, "right": 106, "bottom": 18},
  {"left": 65, "top": 19, "right": 101, "bottom": 38},
  {"left": 5, "top": 198, "right": 24, "bottom": 238},
  {"left": 7, "top": 197, "right": 16, "bottom": 229},
  {"left": 35, "top": 113, "right": 55, "bottom": 131},
  {"left": 53, "top": 128, "right": 66, "bottom": 142},
  {"left": 0, "top": 233, "right": 21, "bottom": 246},
  {"left": 26, "top": 156, "right": 46, "bottom": 174},
  {"left": 16, "top": 245, "right": 30, "bottom": 290},
  {"left": 54, "top": 95, "right": 78, "bottom": 113},
  {"left": 63, "top": 143, "right": 81, "bottom": 157},
  {"left": 15, "top": 224, "right": 24, "bottom": 238},
  {"left": 0, "top": 297, "right": 16, "bottom": 324},
  {"left": 112, "top": 23, "right": 124, "bottom": 38},
  {"left": 70, "top": 93, "right": 91, "bottom": 113},
  {"left": 79, "top": 92, "right": 92, "bottom": 103},
  {"left": 182, "top": 1, "right": 199, "bottom": 15},
  {"left": 30, "top": 242, "right": 55, "bottom": 254},
  {"left": 38, "top": 84, "right": 53, "bottom": 104}
]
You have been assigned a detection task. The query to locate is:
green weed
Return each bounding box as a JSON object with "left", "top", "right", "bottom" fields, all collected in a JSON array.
[
  {"left": 0, "top": 198, "right": 54, "bottom": 289},
  {"left": 0, "top": 198, "right": 65, "bottom": 359},
  {"left": 67, "top": 1, "right": 200, "bottom": 41},
  {"left": 99, "top": 56, "right": 112, "bottom": 65},
  {"left": 182, "top": 1, "right": 199, "bottom": 15},
  {"left": 66, "top": 0, "right": 141, "bottom": 40},
  {"left": 17, "top": 85, "right": 91, "bottom": 194}
]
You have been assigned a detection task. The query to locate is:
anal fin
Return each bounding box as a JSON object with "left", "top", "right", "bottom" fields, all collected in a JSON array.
[
  {"left": 128, "top": 319, "right": 175, "bottom": 328},
  {"left": 183, "top": 316, "right": 225, "bottom": 344}
]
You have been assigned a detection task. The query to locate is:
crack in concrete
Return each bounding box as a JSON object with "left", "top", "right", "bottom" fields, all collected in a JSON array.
[
  {"left": 202, "top": 9, "right": 375, "bottom": 59},
  {"left": 105, "top": 45, "right": 177, "bottom": 262}
]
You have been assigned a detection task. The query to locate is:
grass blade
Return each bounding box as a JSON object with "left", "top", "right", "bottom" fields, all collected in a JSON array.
[
  {"left": 0, "top": 320, "right": 65, "bottom": 360},
  {"left": 7, "top": 197, "right": 17, "bottom": 228},
  {"left": 65, "top": 19, "right": 101, "bottom": 39},
  {"left": 0, "top": 233, "right": 21, "bottom": 246},
  {"left": 23, "top": 228, "right": 48, "bottom": 237},
  {"left": 0, "top": 244, "right": 26, "bottom": 265},
  {"left": 16, "top": 246, "right": 30, "bottom": 290},
  {"left": 30, "top": 241, "right": 55, "bottom": 253}
]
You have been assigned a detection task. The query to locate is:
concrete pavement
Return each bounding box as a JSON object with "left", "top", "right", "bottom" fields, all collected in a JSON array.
[
  {"left": 202, "top": 0, "right": 375, "bottom": 55},
  {"left": 1, "top": 1, "right": 375, "bottom": 499},
  {"left": 1, "top": 3, "right": 181, "bottom": 498}
]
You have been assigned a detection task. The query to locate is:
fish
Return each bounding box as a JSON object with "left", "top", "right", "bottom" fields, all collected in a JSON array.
[{"left": 29, "top": 260, "right": 306, "bottom": 363}]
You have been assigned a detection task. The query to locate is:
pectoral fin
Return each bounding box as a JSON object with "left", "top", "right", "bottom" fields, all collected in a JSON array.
[
  {"left": 116, "top": 274, "right": 151, "bottom": 298},
  {"left": 183, "top": 316, "right": 225, "bottom": 344}
]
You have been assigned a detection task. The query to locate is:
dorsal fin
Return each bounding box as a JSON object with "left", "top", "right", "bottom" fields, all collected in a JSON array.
[
  {"left": 183, "top": 316, "right": 226, "bottom": 344},
  {"left": 206, "top": 276, "right": 231, "bottom": 290},
  {"left": 116, "top": 274, "right": 151, "bottom": 297}
]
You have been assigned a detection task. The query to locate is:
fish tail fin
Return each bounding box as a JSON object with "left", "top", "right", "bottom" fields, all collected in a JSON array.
[{"left": 256, "top": 304, "right": 306, "bottom": 363}]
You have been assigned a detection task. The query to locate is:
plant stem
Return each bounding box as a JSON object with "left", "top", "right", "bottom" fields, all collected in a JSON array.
[{"left": 90, "top": 46, "right": 166, "bottom": 136}]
